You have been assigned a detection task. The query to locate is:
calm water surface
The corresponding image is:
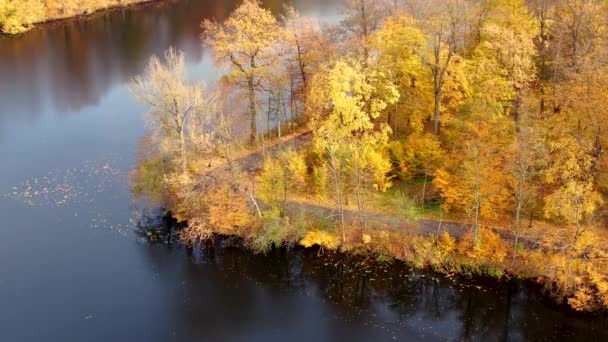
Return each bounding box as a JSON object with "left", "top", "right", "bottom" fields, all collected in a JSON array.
[{"left": 0, "top": 1, "right": 606, "bottom": 341}]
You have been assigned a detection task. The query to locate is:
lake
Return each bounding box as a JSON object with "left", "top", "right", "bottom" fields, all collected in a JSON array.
[{"left": 0, "top": 0, "right": 606, "bottom": 341}]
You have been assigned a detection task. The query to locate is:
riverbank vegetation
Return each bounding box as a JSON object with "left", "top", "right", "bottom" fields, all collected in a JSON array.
[
  {"left": 0, "top": 0, "right": 151, "bottom": 34},
  {"left": 131, "top": 0, "right": 608, "bottom": 312}
]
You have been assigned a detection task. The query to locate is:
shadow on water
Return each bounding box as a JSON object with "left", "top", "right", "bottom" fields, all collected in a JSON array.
[
  {"left": 133, "top": 209, "right": 608, "bottom": 341},
  {"left": 134, "top": 207, "right": 183, "bottom": 244}
]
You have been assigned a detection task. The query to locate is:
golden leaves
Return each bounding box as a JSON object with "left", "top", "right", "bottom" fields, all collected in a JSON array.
[
  {"left": 300, "top": 230, "right": 340, "bottom": 250},
  {"left": 543, "top": 137, "right": 603, "bottom": 225},
  {"left": 202, "top": 0, "right": 285, "bottom": 77},
  {"left": 0, "top": 0, "right": 44, "bottom": 34}
]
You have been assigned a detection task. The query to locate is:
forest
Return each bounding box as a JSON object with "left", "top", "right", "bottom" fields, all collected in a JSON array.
[
  {"left": 127, "top": 0, "right": 608, "bottom": 312},
  {"left": 0, "top": 0, "right": 149, "bottom": 34}
]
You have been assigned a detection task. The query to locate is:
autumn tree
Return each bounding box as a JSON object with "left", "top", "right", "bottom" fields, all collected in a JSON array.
[
  {"left": 544, "top": 137, "right": 603, "bottom": 240},
  {"left": 257, "top": 148, "right": 307, "bottom": 214},
  {"left": 389, "top": 133, "right": 444, "bottom": 204},
  {"left": 475, "top": 0, "right": 537, "bottom": 127},
  {"left": 468, "top": 1, "right": 540, "bottom": 255},
  {"left": 418, "top": 0, "right": 466, "bottom": 135},
  {"left": 434, "top": 41, "right": 516, "bottom": 245},
  {"left": 130, "top": 48, "right": 211, "bottom": 174},
  {"left": 434, "top": 99, "right": 513, "bottom": 245},
  {"left": 552, "top": 67, "right": 608, "bottom": 182},
  {"left": 340, "top": 0, "right": 391, "bottom": 62},
  {"left": 508, "top": 104, "right": 545, "bottom": 262},
  {"left": 0, "top": 0, "right": 154, "bottom": 34},
  {"left": 540, "top": 137, "right": 604, "bottom": 308},
  {"left": 308, "top": 60, "right": 398, "bottom": 238},
  {"left": 552, "top": 0, "right": 608, "bottom": 74},
  {"left": 370, "top": 14, "right": 432, "bottom": 135},
  {"left": 281, "top": 6, "right": 324, "bottom": 115},
  {"left": 527, "top": 0, "right": 556, "bottom": 115},
  {"left": 202, "top": 0, "right": 286, "bottom": 143},
  {"left": 536, "top": 66, "right": 608, "bottom": 249}
]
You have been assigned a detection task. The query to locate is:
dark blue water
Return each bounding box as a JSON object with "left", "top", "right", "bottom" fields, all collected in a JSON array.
[{"left": 0, "top": 1, "right": 606, "bottom": 341}]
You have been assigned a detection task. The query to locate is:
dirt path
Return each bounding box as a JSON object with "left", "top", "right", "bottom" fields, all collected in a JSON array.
[
  {"left": 236, "top": 130, "right": 312, "bottom": 174},
  {"left": 227, "top": 133, "right": 476, "bottom": 239}
]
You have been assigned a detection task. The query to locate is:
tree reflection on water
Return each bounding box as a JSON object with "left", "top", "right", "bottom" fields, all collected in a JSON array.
[{"left": 132, "top": 208, "right": 608, "bottom": 341}]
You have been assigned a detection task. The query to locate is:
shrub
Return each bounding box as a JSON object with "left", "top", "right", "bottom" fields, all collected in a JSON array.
[
  {"left": 438, "top": 231, "right": 456, "bottom": 255},
  {"left": 459, "top": 229, "right": 508, "bottom": 264},
  {"left": 131, "top": 158, "right": 166, "bottom": 196},
  {"left": 248, "top": 208, "right": 308, "bottom": 254},
  {"left": 300, "top": 230, "right": 340, "bottom": 253}
]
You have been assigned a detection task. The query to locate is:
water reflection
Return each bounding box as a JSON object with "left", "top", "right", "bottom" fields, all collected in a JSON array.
[
  {"left": 0, "top": 1, "right": 207, "bottom": 121},
  {"left": 0, "top": 0, "right": 337, "bottom": 133},
  {"left": 134, "top": 210, "right": 608, "bottom": 341}
]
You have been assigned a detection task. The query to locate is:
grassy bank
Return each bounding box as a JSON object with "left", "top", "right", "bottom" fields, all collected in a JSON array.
[
  {"left": 0, "top": 0, "right": 157, "bottom": 34},
  {"left": 143, "top": 186, "right": 606, "bottom": 314},
  {"left": 130, "top": 129, "right": 608, "bottom": 314}
]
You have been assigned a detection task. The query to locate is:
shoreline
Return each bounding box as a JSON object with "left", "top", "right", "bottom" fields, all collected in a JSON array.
[
  {"left": 144, "top": 221, "right": 605, "bottom": 318},
  {"left": 34, "top": 0, "right": 163, "bottom": 25},
  {"left": 131, "top": 128, "right": 608, "bottom": 313},
  {"left": 1, "top": 0, "right": 164, "bottom": 36}
]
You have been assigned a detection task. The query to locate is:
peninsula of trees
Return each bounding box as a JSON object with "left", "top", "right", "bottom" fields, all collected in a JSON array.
[{"left": 131, "top": 0, "right": 608, "bottom": 312}]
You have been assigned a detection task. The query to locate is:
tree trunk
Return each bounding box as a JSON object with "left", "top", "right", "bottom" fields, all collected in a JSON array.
[
  {"left": 267, "top": 96, "right": 271, "bottom": 140},
  {"left": 355, "top": 168, "right": 367, "bottom": 231},
  {"left": 473, "top": 193, "right": 480, "bottom": 246},
  {"left": 512, "top": 174, "right": 524, "bottom": 264},
  {"left": 421, "top": 173, "right": 428, "bottom": 206},
  {"left": 297, "top": 42, "right": 307, "bottom": 87},
  {"left": 393, "top": 103, "right": 398, "bottom": 137},
  {"left": 360, "top": 0, "right": 369, "bottom": 63},
  {"left": 472, "top": 141, "right": 481, "bottom": 246},
  {"left": 179, "top": 128, "right": 187, "bottom": 174},
  {"left": 433, "top": 89, "right": 441, "bottom": 135},
  {"left": 281, "top": 93, "right": 288, "bottom": 136},
  {"left": 283, "top": 165, "right": 288, "bottom": 216},
  {"left": 335, "top": 165, "right": 345, "bottom": 243},
  {"left": 514, "top": 89, "right": 523, "bottom": 132},
  {"left": 173, "top": 98, "right": 187, "bottom": 174},
  {"left": 248, "top": 78, "right": 257, "bottom": 143},
  {"left": 290, "top": 78, "right": 298, "bottom": 120}
]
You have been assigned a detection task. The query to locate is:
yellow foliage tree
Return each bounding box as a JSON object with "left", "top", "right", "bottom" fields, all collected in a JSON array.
[
  {"left": 476, "top": 0, "right": 537, "bottom": 126},
  {"left": 308, "top": 59, "right": 398, "bottom": 238},
  {"left": 551, "top": 67, "right": 608, "bottom": 191},
  {"left": 370, "top": 14, "right": 432, "bottom": 134},
  {"left": 434, "top": 98, "right": 514, "bottom": 245},
  {"left": 544, "top": 137, "right": 603, "bottom": 238},
  {"left": 257, "top": 148, "right": 307, "bottom": 213},
  {"left": 202, "top": 0, "right": 286, "bottom": 142},
  {"left": 389, "top": 133, "right": 444, "bottom": 203}
]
